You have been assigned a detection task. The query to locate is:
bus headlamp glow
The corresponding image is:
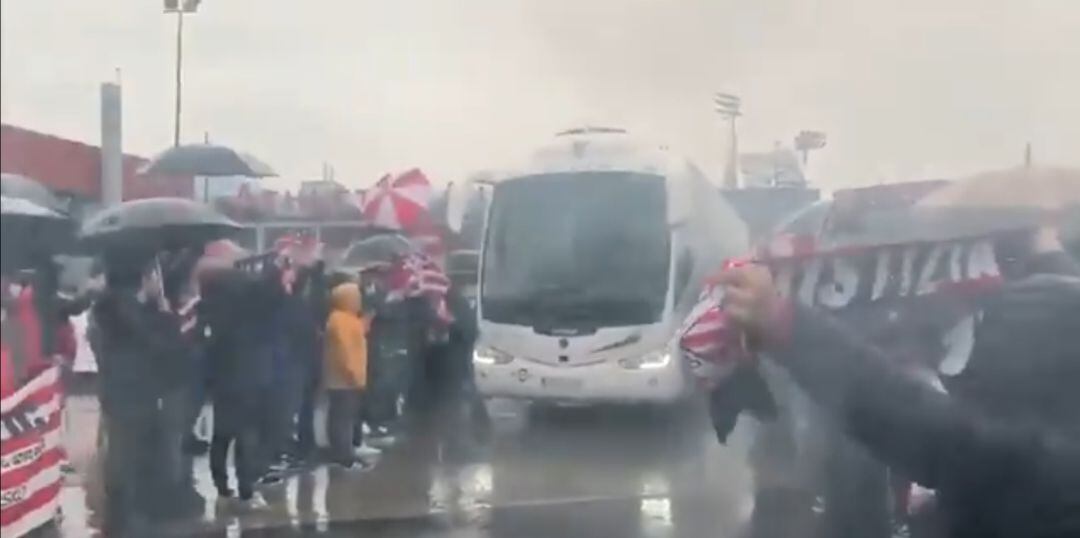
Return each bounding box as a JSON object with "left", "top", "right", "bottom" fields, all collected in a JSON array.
[
  {"left": 618, "top": 350, "right": 671, "bottom": 370},
  {"left": 473, "top": 346, "right": 514, "bottom": 366}
]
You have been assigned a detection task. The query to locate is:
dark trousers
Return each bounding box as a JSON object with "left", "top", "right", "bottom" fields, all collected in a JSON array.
[
  {"left": 267, "top": 377, "right": 302, "bottom": 459},
  {"left": 185, "top": 349, "right": 209, "bottom": 442},
  {"left": 210, "top": 399, "right": 260, "bottom": 499},
  {"left": 296, "top": 364, "right": 321, "bottom": 454},
  {"left": 429, "top": 342, "right": 488, "bottom": 456},
  {"left": 160, "top": 390, "right": 189, "bottom": 486},
  {"left": 821, "top": 433, "right": 892, "bottom": 538},
  {"left": 252, "top": 377, "right": 299, "bottom": 474},
  {"left": 104, "top": 410, "right": 159, "bottom": 537},
  {"left": 327, "top": 389, "right": 365, "bottom": 462},
  {"left": 368, "top": 343, "right": 412, "bottom": 429}
]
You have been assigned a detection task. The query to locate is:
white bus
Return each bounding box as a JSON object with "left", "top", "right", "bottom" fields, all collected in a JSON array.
[{"left": 472, "top": 128, "right": 749, "bottom": 404}]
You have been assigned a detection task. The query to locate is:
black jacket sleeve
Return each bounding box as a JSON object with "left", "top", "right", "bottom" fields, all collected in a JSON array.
[
  {"left": 767, "top": 304, "right": 1080, "bottom": 495},
  {"left": 101, "top": 292, "right": 186, "bottom": 359}
]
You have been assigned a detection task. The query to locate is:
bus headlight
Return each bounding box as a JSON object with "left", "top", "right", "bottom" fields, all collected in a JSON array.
[
  {"left": 474, "top": 346, "right": 514, "bottom": 366},
  {"left": 618, "top": 350, "right": 672, "bottom": 370}
]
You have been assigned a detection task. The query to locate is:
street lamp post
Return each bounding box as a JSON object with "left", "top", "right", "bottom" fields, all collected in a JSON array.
[
  {"left": 164, "top": 0, "right": 202, "bottom": 147},
  {"left": 714, "top": 92, "right": 742, "bottom": 189},
  {"left": 794, "top": 130, "right": 827, "bottom": 166}
]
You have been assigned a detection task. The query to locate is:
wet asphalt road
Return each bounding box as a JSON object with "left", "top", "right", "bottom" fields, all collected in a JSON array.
[{"left": 57, "top": 396, "right": 760, "bottom": 537}]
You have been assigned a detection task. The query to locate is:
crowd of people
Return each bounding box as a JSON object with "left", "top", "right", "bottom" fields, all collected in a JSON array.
[
  {"left": 72, "top": 240, "right": 485, "bottom": 536},
  {"left": 3, "top": 188, "right": 1077, "bottom": 538}
]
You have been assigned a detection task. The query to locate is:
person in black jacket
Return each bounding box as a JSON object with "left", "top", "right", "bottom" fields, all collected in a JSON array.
[
  {"left": 718, "top": 264, "right": 1080, "bottom": 538},
  {"left": 295, "top": 262, "right": 328, "bottom": 459},
  {"left": 93, "top": 255, "right": 188, "bottom": 536},
  {"left": 362, "top": 267, "right": 416, "bottom": 440},
  {"left": 425, "top": 278, "right": 484, "bottom": 460},
  {"left": 158, "top": 248, "right": 207, "bottom": 516},
  {"left": 199, "top": 268, "right": 277, "bottom": 506}
]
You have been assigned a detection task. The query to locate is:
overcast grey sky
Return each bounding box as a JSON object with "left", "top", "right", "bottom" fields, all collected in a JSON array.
[{"left": 2, "top": 0, "right": 1078, "bottom": 191}]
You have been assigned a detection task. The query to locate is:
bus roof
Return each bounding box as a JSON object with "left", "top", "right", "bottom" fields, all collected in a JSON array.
[{"left": 489, "top": 128, "right": 694, "bottom": 184}]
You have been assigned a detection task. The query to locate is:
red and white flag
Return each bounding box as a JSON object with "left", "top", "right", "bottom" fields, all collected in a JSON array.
[
  {"left": 1, "top": 367, "right": 64, "bottom": 538},
  {"left": 273, "top": 234, "right": 324, "bottom": 268},
  {"left": 385, "top": 252, "right": 453, "bottom": 325}
]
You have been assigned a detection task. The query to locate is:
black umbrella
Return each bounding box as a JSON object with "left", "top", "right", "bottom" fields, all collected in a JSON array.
[
  {"left": 1, "top": 173, "right": 67, "bottom": 213},
  {"left": 2, "top": 195, "right": 72, "bottom": 271},
  {"left": 1, "top": 194, "right": 65, "bottom": 220},
  {"left": 79, "top": 197, "right": 243, "bottom": 251},
  {"left": 340, "top": 233, "right": 415, "bottom": 271},
  {"left": 139, "top": 143, "right": 277, "bottom": 178}
]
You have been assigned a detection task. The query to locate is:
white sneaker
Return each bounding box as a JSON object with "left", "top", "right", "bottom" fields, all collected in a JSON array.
[
  {"left": 353, "top": 443, "right": 382, "bottom": 458},
  {"left": 242, "top": 492, "right": 268, "bottom": 510},
  {"left": 369, "top": 434, "right": 397, "bottom": 449}
]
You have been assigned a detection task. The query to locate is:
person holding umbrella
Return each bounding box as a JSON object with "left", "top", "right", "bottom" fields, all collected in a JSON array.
[
  {"left": 92, "top": 252, "right": 191, "bottom": 534},
  {"left": 156, "top": 246, "right": 211, "bottom": 514},
  {"left": 80, "top": 197, "right": 243, "bottom": 529},
  {"left": 344, "top": 234, "right": 418, "bottom": 444}
]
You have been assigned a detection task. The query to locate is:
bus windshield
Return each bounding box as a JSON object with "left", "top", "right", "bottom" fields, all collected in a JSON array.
[{"left": 481, "top": 171, "right": 670, "bottom": 328}]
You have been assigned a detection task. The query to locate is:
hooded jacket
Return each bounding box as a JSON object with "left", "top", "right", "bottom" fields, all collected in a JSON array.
[{"left": 323, "top": 283, "right": 367, "bottom": 390}]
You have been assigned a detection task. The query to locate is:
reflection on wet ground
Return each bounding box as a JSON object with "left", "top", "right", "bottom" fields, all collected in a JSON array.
[{"left": 59, "top": 397, "right": 758, "bottom": 537}]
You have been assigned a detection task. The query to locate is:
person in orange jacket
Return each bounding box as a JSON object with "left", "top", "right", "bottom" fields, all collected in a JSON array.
[{"left": 323, "top": 282, "right": 369, "bottom": 468}]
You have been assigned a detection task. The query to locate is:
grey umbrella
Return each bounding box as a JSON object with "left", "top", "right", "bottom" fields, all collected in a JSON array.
[
  {"left": 917, "top": 165, "right": 1080, "bottom": 249},
  {"left": 139, "top": 143, "right": 277, "bottom": 178},
  {"left": 340, "top": 233, "right": 416, "bottom": 271},
  {"left": 1, "top": 173, "right": 67, "bottom": 213},
  {"left": 2, "top": 195, "right": 72, "bottom": 270},
  {"left": 919, "top": 166, "right": 1080, "bottom": 211},
  {"left": 1, "top": 194, "right": 65, "bottom": 220},
  {"left": 770, "top": 180, "right": 1047, "bottom": 250},
  {"left": 822, "top": 205, "right": 1052, "bottom": 249},
  {"left": 79, "top": 197, "right": 242, "bottom": 251}
]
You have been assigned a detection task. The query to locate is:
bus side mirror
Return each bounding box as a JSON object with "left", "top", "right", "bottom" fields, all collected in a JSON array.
[{"left": 445, "top": 181, "right": 467, "bottom": 234}]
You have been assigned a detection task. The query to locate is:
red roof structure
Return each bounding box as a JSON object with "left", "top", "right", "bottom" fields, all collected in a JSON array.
[{"left": 1, "top": 123, "right": 192, "bottom": 201}]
